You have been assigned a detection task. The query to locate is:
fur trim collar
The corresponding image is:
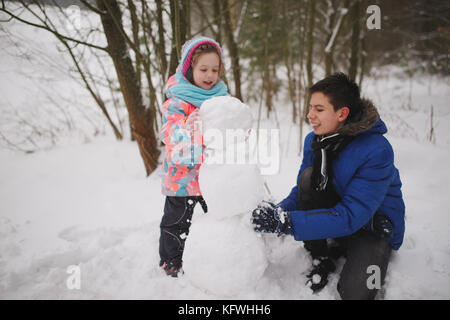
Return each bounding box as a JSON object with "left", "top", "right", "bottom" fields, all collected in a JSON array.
[{"left": 338, "top": 98, "right": 379, "bottom": 136}]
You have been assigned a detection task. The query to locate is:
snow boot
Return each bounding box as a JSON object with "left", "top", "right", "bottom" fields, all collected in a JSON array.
[
  {"left": 305, "top": 257, "right": 336, "bottom": 293},
  {"left": 161, "top": 260, "right": 183, "bottom": 278}
]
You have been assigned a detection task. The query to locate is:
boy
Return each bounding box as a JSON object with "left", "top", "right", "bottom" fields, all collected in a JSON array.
[{"left": 252, "top": 72, "right": 405, "bottom": 300}]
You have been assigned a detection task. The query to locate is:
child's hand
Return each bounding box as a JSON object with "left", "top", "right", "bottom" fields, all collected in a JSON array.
[{"left": 251, "top": 201, "right": 294, "bottom": 237}]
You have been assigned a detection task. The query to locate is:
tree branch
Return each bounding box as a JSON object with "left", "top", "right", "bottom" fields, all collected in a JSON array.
[
  {"left": 191, "top": 0, "right": 241, "bottom": 38},
  {"left": 99, "top": 0, "right": 144, "bottom": 61},
  {"left": 0, "top": 2, "right": 108, "bottom": 52},
  {"left": 79, "top": 0, "right": 106, "bottom": 16},
  {"left": 192, "top": 0, "right": 219, "bottom": 38}
]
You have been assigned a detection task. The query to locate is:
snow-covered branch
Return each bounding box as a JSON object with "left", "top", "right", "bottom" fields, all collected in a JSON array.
[{"left": 325, "top": 8, "right": 348, "bottom": 53}]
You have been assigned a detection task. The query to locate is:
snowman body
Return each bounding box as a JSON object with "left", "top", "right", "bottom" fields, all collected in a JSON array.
[{"left": 183, "top": 96, "right": 268, "bottom": 297}]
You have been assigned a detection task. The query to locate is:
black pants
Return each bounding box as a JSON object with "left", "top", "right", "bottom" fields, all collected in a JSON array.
[
  {"left": 304, "top": 231, "right": 391, "bottom": 300},
  {"left": 300, "top": 167, "right": 392, "bottom": 300},
  {"left": 159, "top": 196, "right": 203, "bottom": 267}
]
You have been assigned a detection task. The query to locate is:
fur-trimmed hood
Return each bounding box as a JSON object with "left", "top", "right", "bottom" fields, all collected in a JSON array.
[{"left": 338, "top": 98, "right": 384, "bottom": 136}]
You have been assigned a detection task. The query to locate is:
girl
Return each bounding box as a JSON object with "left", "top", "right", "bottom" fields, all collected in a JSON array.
[{"left": 158, "top": 36, "right": 229, "bottom": 277}]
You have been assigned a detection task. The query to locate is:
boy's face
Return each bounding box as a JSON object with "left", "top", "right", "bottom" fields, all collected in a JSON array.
[
  {"left": 307, "top": 92, "right": 349, "bottom": 136},
  {"left": 192, "top": 52, "right": 220, "bottom": 90}
]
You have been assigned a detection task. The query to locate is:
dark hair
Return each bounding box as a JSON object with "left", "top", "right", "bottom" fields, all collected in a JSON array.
[
  {"left": 309, "top": 72, "right": 363, "bottom": 123},
  {"left": 185, "top": 66, "right": 194, "bottom": 84}
]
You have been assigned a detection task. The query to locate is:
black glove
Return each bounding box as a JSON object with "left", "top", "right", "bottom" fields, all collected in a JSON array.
[
  {"left": 251, "top": 201, "right": 294, "bottom": 236},
  {"left": 370, "top": 213, "right": 394, "bottom": 239},
  {"left": 198, "top": 196, "right": 208, "bottom": 213}
]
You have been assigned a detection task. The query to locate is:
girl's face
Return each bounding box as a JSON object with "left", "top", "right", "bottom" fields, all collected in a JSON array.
[
  {"left": 307, "top": 92, "right": 349, "bottom": 135},
  {"left": 192, "top": 52, "right": 220, "bottom": 90}
]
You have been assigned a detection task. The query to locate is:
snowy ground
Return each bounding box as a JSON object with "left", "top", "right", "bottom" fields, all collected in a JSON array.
[
  {"left": 1, "top": 5, "right": 450, "bottom": 300},
  {"left": 1, "top": 127, "right": 450, "bottom": 300}
]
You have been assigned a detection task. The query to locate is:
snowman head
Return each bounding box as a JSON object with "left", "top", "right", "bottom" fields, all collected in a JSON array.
[{"left": 200, "top": 96, "right": 253, "bottom": 149}]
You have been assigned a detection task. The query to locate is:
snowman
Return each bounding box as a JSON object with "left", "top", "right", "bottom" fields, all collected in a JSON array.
[{"left": 183, "top": 96, "right": 269, "bottom": 297}]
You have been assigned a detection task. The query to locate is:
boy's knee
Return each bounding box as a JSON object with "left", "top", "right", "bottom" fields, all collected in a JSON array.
[
  {"left": 337, "top": 276, "right": 378, "bottom": 300},
  {"left": 337, "top": 232, "right": 391, "bottom": 300}
]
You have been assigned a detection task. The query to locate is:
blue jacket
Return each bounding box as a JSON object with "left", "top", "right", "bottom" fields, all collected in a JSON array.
[{"left": 279, "top": 100, "right": 405, "bottom": 250}]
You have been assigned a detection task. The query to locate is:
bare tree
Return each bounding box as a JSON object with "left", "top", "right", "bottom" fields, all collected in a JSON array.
[
  {"left": 0, "top": 0, "right": 123, "bottom": 141},
  {"left": 348, "top": 0, "right": 362, "bottom": 81},
  {"left": 1, "top": 0, "right": 162, "bottom": 175},
  {"left": 323, "top": 0, "right": 349, "bottom": 76},
  {"left": 223, "top": 0, "right": 242, "bottom": 100},
  {"left": 168, "top": 0, "right": 189, "bottom": 77},
  {"left": 303, "top": 0, "right": 316, "bottom": 125},
  {"left": 96, "top": 0, "right": 159, "bottom": 175},
  {"left": 155, "top": 0, "right": 168, "bottom": 81},
  {"left": 282, "top": 0, "right": 297, "bottom": 124}
]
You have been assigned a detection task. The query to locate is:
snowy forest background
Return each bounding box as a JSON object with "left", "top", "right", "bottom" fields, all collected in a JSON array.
[{"left": 0, "top": 0, "right": 449, "bottom": 299}]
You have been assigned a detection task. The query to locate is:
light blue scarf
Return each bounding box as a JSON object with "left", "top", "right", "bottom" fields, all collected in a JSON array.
[{"left": 166, "top": 70, "right": 229, "bottom": 107}]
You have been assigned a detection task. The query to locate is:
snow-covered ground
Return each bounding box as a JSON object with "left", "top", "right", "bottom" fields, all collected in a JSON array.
[
  {"left": 1, "top": 5, "right": 450, "bottom": 300},
  {"left": 1, "top": 122, "right": 449, "bottom": 300}
]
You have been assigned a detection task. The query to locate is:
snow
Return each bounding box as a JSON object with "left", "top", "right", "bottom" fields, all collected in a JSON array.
[
  {"left": 200, "top": 96, "right": 253, "bottom": 146},
  {"left": 1, "top": 5, "right": 450, "bottom": 300},
  {"left": 1, "top": 91, "right": 449, "bottom": 300},
  {"left": 312, "top": 274, "right": 322, "bottom": 284},
  {"left": 183, "top": 97, "right": 267, "bottom": 297},
  {"left": 198, "top": 96, "right": 264, "bottom": 219}
]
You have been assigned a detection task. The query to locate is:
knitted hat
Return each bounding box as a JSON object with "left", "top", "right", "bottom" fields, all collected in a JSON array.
[{"left": 180, "top": 36, "right": 223, "bottom": 77}]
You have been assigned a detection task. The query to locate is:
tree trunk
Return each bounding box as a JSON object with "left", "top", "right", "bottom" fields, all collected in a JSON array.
[
  {"left": 306, "top": 0, "right": 315, "bottom": 89},
  {"left": 358, "top": 35, "right": 367, "bottom": 88},
  {"left": 223, "top": 0, "right": 242, "bottom": 101},
  {"left": 283, "top": 0, "right": 297, "bottom": 124},
  {"left": 297, "top": 2, "right": 307, "bottom": 155},
  {"left": 325, "top": 0, "right": 349, "bottom": 76},
  {"left": 168, "top": 0, "right": 179, "bottom": 77},
  {"left": 97, "top": 0, "right": 160, "bottom": 176},
  {"left": 264, "top": 65, "right": 273, "bottom": 118},
  {"left": 182, "top": 0, "right": 191, "bottom": 40},
  {"left": 349, "top": 0, "right": 361, "bottom": 81},
  {"left": 303, "top": 0, "right": 316, "bottom": 124},
  {"left": 139, "top": 2, "right": 162, "bottom": 133},
  {"left": 213, "top": 0, "right": 223, "bottom": 44},
  {"left": 324, "top": 2, "right": 337, "bottom": 77},
  {"left": 155, "top": 0, "right": 168, "bottom": 80},
  {"left": 127, "top": 0, "right": 141, "bottom": 91},
  {"left": 263, "top": 19, "right": 272, "bottom": 117},
  {"left": 168, "top": 0, "right": 188, "bottom": 77}
]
